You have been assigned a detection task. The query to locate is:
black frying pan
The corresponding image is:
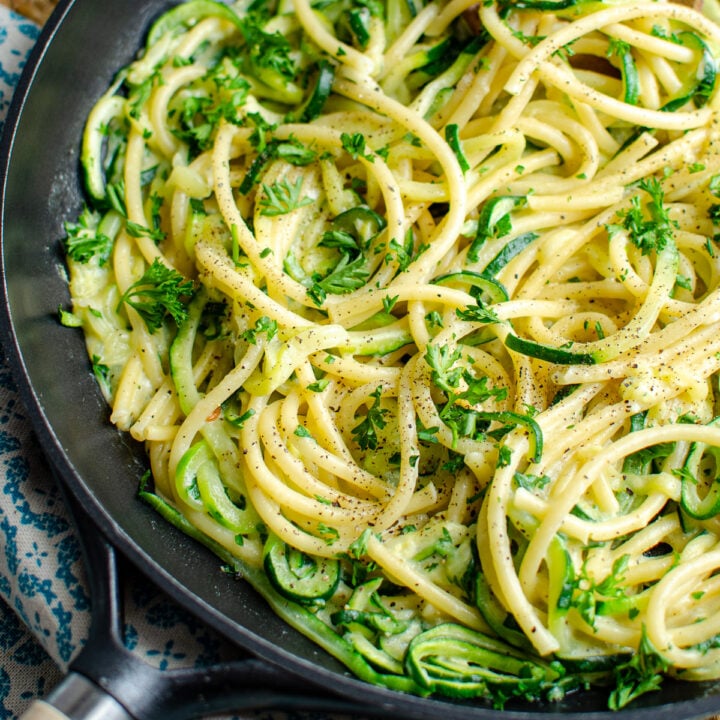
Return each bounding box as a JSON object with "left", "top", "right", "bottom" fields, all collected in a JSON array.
[{"left": 3, "top": 1, "right": 720, "bottom": 719}]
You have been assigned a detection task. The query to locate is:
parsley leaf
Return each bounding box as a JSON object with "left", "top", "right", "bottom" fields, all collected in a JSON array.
[
  {"left": 387, "top": 229, "right": 428, "bottom": 273},
  {"left": 308, "top": 253, "right": 369, "bottom": 305},
  {"left": 414, "top": 527, "right": 455, "bottom": 561},
  {"left": 275, "top": 137, "right": 318, "bottom": 165},
  {"left": 607, "top": 177, "right": 677, "bottom": 255},
  {"left": 91, "top": 354, "right": 111, "bottom": 396},
  {"left": 424, "top": 344, "right": 463, "bottom": 393},
  {"left": 348, "top": 528, "right": 374, "bottom": 559},
  {"left": 307, "top": 378, "right": 330, "bottom": 392},
  {"left": 608, "top": 626, "right": 669, "bottom": 709},
  {"left": 174, "top": 60, "right": 250, "bottom": 155},
  {"left": 239, "top": 136, "right": 317, "bottom": 194},
  {"left": 64, "top": 206, "right": 113, "bottom": 265},
  {"left": 239, "top": 13, "right": 296, "bottom": 81},
  {"left": 571, "top": 555, "right": 630, "bottom": 630},
  {"left": 258, "top": 177, "right": 314, "bottom": 216},
  {"left": 417, "top": 417, "right": 440, "bottom": 444},
  {"left": 319, "top": 230, "right": 359, "bottom": 252},
  {"left": 241, "top": 315, "right": 278, "bottom": 344},
  {"left": 318, "top": 522, "right": 340, "bottom": 544},
  {"left": 117, "top": 258, "right": 194, "bottom": 333},
  {"left": 294, "top": 425, "right": 314, "bottom": 439},
  {"left": 341, "top": 132, "right": 365, "bottom": 158},
  {"left": 383, "top": 295, "right": 399, "bottom": 314},
  {"left": 127, "top": 70, "right": 161, "bottom": 120},
  {"left": 351, "top": 386, "right": 389, "bottom": 450},
  {"left": 304, "top": 206, "right": 386, "bottom": 305},
  {"left": 455, "top": 298, "right": 500, "bottom": 324},
  {"left": 514, "top": 472, "right": 550, "bottom": 491},
  {"left": 424, "top": 343, "right": 515, "bottom": 448},
  {"left": 126, "top": 219, "right": 165, "bottom": 244},
  {"left": 341, "top": 131, "right": 374, "bottom": 162},
  {"left": 710, "top": 174, "right": 720, "bottom": 197}
]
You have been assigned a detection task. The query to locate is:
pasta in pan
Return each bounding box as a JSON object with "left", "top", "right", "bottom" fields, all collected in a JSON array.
[{"left": 62, "top": 0, "right": 720, "bottom": 707}]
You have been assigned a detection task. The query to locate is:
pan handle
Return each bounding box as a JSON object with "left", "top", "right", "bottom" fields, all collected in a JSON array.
[
  {"left": 34, "top": 483, "right": 373, "bottom": 720},
  {"left": 17, "top": 703, "right": 69, "bottom": 720},
  {"left": 19, "top": 673, "right": 134, "bottom": 720}
]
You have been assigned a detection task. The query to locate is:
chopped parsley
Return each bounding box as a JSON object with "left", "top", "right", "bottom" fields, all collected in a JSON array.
[
  {"left": 91, "top": 354, "right": 111, "bottom": 396},
  {"left": 387, "top": 229, "right": 429, "bottom": 274},
  {"left": 341, "top": 131, "right": 374, "bottom": 162},
  {"left": 455, "top": 298, "right": 500, "bottom": 324},
  {"left": 305, "top": 207, "right": 385, "bottom": 305},
  {"left": 117, "top": 258, "right": 194, "bottom": 333},
  {"left": 241, "top": 316, "right": 278, "bottom": 344},
  {"left": 239, "top": 13, "right": 297, "bottom": 82},
  {"left": 607, "top": 177, "right": 677, "bottom": 255},
  {"left": 307, "top": 254, "right": 369, "bottom": 306},
  {"left": 307, "top": 378, "right": 330, "bottom": 392},
  {"left": 258, "top": 177, "right": 314, "bottom": 216},
  {"left": 64, "top": 207, "right": 113, "bottom": 265},
  {"left": 608, "top": 627, "right": 669, "bottom": 710},
  {"left": 424, "top": 343, "right": 514, "bottom": 447},
  {"left": 351, "top": 386, "right": 389, "bottom": 450}
]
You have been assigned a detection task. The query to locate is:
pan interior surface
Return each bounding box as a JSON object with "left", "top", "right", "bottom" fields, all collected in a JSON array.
[{"left": 2, "top": 1, "right": 720, "bottom": 718}]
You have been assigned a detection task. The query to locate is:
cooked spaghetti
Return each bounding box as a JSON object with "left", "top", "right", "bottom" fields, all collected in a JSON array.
[{"left": 62, "top": 0, "right": 720, "bottom": 707}]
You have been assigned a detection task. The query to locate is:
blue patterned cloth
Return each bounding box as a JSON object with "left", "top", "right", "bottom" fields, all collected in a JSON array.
[
  {"left": 0, "top": 8, "right": 359, "bottom": 720},
  {"left": 0, "top": 13, "right": 66, "bottom": 718}
]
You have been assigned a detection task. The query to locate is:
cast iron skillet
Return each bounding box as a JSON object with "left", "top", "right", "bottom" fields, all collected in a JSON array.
[{"left": 3, "top": 1, "right": 720, "bottom": 718}]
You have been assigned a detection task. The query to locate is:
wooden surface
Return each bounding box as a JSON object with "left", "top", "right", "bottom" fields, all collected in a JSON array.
[{"left": 0, "top": 0, "right": 56, "bottom": 24}]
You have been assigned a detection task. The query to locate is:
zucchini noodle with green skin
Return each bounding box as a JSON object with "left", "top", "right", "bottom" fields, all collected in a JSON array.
[{"left": 63, "top": 0, "right": 720, "bottom": 708}]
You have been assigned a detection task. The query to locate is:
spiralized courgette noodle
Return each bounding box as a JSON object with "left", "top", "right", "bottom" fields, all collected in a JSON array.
[{"left": 63, "top": 0, "right": 720, "bottom": 708}]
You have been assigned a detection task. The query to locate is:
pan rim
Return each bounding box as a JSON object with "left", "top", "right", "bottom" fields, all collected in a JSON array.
[{"left": 1, "top": 2, "right": 720, "bottom": 718}]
